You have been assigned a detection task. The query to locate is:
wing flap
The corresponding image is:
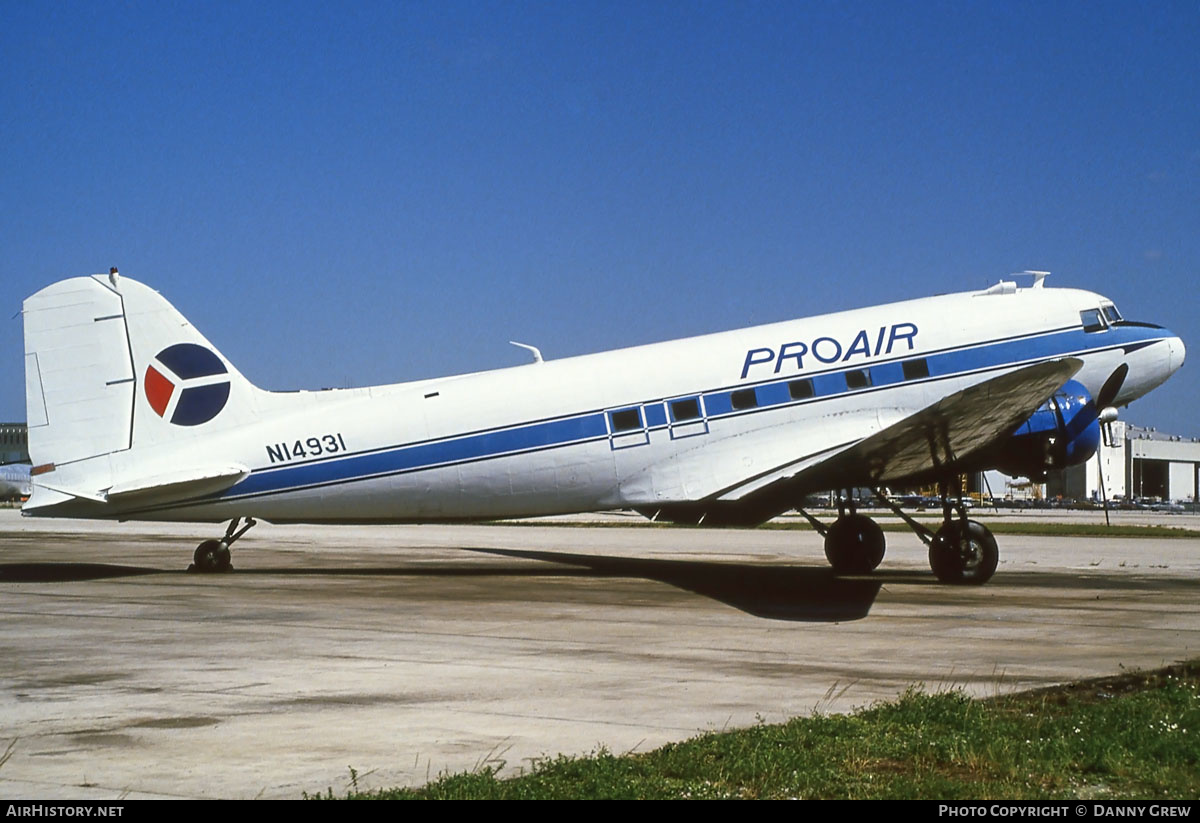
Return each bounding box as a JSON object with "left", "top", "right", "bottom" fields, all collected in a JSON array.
[
  {"left": 715, "top": 441, "right": 858, "bottom": 501},
  {"left": 618, "top": 409, "right": 889, "bottom": 505}
]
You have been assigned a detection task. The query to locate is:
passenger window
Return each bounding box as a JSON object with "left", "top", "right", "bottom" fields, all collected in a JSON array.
[
  {"left": 731, "top": 388, "right": 758, "bottom": 410},
  {"left": 670, "top": 398, "right": 701, "bottom": 422},
  {"left": 902, "top": 358, "right": 929, "bottom": 380},
  {"left": 1080, "top": 309, "right": 1106, "bottom": 333},
  {"left": 609, "top": 408, "right": 642, "bottom": 432},
  {"left": 789, "top": 379, "right": 814, "bottom": 400},
  {"left": 845, "top": 370, "right": 872, "bottom": 390}
]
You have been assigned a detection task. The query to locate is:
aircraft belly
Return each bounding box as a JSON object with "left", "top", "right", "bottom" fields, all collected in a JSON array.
[{"left": 445, "top": 440, "right": 618, "bottom": 517}]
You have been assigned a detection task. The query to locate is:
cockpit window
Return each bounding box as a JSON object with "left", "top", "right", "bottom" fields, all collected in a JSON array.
[
  {"left": 1080, "top": 308, "right": 1106, "bottom": 333},
  {"left": 1102, "top": 305, "right": 1122, "bottom": 324}
]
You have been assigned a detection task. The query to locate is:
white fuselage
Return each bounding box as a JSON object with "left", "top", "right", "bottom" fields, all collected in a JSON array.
[{"left": 51, "top": 284, "right": 1177, "bottom": 524}]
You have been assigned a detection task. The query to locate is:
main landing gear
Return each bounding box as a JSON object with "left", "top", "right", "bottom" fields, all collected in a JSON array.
[
  {"left": 928, "top": 518, "right": 998, "bottom": 585},
  {"left": 189, "top": 517, "right": 257, "bottom": 573},
  {"left": 802, "top": 494, "right": 886, "bottom": 574},
  {"left": 798, "top": 485, "right": 999, "bottom": 585}
]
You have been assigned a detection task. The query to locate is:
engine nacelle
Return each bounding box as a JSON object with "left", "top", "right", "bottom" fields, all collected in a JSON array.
[{"left": 990, "top": 379, "right": 1100, "bottom": 480}]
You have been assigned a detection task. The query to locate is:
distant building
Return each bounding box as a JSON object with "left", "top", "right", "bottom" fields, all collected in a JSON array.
[
  {"left": 1044, "top": 421, "right": 1200, "bottom": 503},
  {"left": 0, "top": 422, "right": 28, "bottom": 465},
  {"left": 977, "top": 421, "right": 1199, "bottom": 504}
]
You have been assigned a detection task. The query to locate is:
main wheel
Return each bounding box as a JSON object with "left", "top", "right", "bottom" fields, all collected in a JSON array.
[
  {"left": 929, "top": 520, "right": 998, "bottom": 585},
  {"left": 823, "top": 513, "right": 886, "bottom": 574},
  {"left": 193, "top": 539, "right": 232, "bottom": 573}
]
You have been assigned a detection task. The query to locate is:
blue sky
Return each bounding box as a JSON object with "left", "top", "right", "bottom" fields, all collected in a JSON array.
[{"left": 2, "top": 1, "right": 1197, "bottom": 434}]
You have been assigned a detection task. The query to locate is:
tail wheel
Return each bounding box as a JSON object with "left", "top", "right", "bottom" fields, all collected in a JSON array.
[
  {"left": 823, "top": 513, "right": 886, "bottom": 574},
  {"left": 929, "top": 520, "right": 997, "bottom": 585},
  {"left": 193, "top": 539, "right": 232, "bottom": 573}
]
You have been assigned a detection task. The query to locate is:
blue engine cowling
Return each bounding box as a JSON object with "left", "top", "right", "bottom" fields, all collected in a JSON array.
[{"left": 989, "top": 379, "right": 1101, "bottom": 480}]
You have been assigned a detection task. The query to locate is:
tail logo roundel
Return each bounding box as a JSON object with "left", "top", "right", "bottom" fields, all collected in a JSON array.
[{"left": 143, "top": 343, "right": 231, "bottom": 426}]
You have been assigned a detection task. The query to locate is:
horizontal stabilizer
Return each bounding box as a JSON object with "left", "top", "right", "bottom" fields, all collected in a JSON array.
[
  {"left": 24, "top": 465, "right": 249, "bottom": 514},
  {"left": 26, "top": 483, "right": 107, "bottom": 506},
  {"left": 105, "top": 465, "right": 250, "bottom": 505}
]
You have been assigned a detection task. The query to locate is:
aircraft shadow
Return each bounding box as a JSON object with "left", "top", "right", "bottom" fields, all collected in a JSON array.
[
  {"left": 0, "top": 563, "right": 162, "bottom": 583},
  {"left": 0, "top": 552, "right": 882, "bottom": 621},
  {"left": 461, "top": 547, "right": 883, "bottom": 622},
  {"left": 225, "top": 553, "right": 882, "bottom": 622}
]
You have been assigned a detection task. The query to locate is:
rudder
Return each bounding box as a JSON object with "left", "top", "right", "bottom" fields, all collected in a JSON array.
[{"left": 24, "top": 274, "right": 136, "bottom": 468}]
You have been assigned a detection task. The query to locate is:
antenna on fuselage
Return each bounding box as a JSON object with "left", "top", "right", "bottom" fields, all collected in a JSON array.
[
  {"left": 509, "top": 341, "right": 545, "bottom": 363},
  {"left": 1012, "top": 270, "right": 1051, "bottom": 289}
]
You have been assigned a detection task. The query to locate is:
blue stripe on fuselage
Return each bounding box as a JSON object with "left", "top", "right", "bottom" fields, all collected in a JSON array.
[{"left": 230, "top": 412, "right": 610, "bottom": 498}]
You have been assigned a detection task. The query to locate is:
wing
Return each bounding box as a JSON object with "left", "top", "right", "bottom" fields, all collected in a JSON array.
[
  {"left": 775, "top": 356, "right": 1085, "bottom": 492},
  {"left": 649, "top": 358, "right": 1083, "bottom": 525}
]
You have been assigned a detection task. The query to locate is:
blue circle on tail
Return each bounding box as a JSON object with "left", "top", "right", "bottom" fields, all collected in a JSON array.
[{"left": 152, "top": 343, "right": 231, "bottom": 426}]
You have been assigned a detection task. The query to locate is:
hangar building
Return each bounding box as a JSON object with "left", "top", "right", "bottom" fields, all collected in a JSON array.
[
  {"left": 1, "top": 422, "right": 28, "bottom": 466},
  {"left": 1047, "top": 422, "right": 1200, "bottom": 504}
]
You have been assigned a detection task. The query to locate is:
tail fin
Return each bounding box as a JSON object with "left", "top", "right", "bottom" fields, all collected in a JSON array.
[{"left": 23, "top": 272, "right": 260, "bottom": 509}]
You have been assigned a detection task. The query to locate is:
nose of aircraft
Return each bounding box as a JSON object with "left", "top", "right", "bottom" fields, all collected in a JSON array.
[
  {"left": 1114, "top": 330, "right": 1186, "bottom": 406},
  {"left": 1167, "top": 335, "right": 1186, "bottom": 374}
]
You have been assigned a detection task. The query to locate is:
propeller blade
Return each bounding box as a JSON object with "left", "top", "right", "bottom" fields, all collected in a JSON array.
[{"left": 1096, "top": 364, "right": 1129, "bottom": 409}]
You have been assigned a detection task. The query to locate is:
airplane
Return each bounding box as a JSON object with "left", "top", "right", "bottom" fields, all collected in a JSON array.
[
  {"left": 19, "top": 270, "right": 1185, "bottom": 584},
  {"left": 0, "top": 463, "right": 31, "bottom": 501}
]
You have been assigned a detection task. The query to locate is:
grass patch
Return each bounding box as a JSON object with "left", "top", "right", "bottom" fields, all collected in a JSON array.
[{"left": 317, "top": 661, "right": 1200, "bottom": 799}]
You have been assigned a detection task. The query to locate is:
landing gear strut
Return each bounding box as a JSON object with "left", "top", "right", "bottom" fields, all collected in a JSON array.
[{"left": 189, "top": 517, "right": 256, "bottom": 573}]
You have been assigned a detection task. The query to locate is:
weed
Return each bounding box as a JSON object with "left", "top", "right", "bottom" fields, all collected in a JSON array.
[{"left": 326, "top": 661, "right": 1200, "bottom": 800}]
